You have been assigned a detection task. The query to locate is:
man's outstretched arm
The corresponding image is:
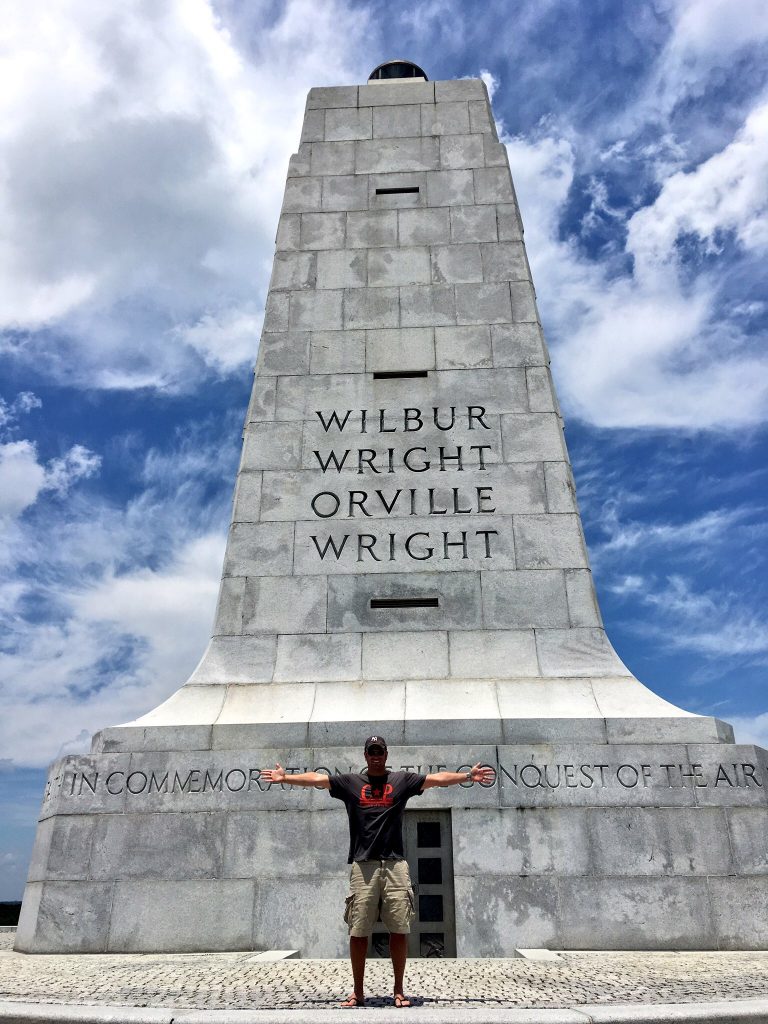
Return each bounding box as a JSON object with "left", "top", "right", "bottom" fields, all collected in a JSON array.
[
  {"left": 260, "top": 763, "right": 331, "bottom": 789},
  {"left": 422, "top": 762, "right": 495, "bottom": 790}
]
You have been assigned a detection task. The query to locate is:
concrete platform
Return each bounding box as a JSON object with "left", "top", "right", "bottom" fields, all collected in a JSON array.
[
  {"left": 2, "top": 932, "right": 768, "bottom": 1022},
  {"left": 2, "top": 1001, "right": 768, "bottom": 1024}
]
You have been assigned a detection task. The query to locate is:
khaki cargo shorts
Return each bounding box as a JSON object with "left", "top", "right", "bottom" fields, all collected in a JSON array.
[{"left": 343, "top": 859, "right": 416, "bottom": 937}]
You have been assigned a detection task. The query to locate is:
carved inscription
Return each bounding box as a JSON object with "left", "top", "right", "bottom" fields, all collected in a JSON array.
[
  {"left": 46, "top": 759, "right": 765, "bottom": 805},
  {"left": 308, "top": 406, "right": 499, "bottom": 566}
]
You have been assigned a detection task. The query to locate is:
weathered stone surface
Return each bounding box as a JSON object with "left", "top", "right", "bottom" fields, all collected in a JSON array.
[
  {"left": 355, "top": 137, "right": 439, "bottom": 174},
  {"left": 327, "top": 571, "right": 482, "bottom": 632},
  {"left": 588, "top": 807, "right": 733, "bottom": 876},
  {"left": 435, "top": 325, "right": 492, "bottom": 369},
  {"left": 455, "top": 282, "right": 512, "bottom": 323},
  {"left": 469, "top": 98, "right": 495, "bottom": 134},
  {"left": 242, "top": 576, "right": 327, "bottom": 634},
  {"left": 358, "top": 81, "right": 434, "bottom": 107},
  {"left": 281, "top": 176, "right": 322, "bottom": 213},
  {"left": 343, "top": 286, "right": 399, "bottom": 328},
  {"left": 492, "top": 322, "right": 548, "bottom": 365},
  {"left": 273, "top": 632, "right": 362, "bottom": 682},
  {"left": 16, "top": 882, "right": 113, "bottom": 953},
  {"left": 90, "top": 812, "right": 226, "bottom": 879},
  {"left": 188, "top": 635, "right": 277, "bottom": 684},
  {"left": 709, "top": 877, "right": 768, "bottom": 947},
  {"left": 289, "top": 289, "right": 343, "bottom": 330},
  {"left": 309, "top": 329, "right": 366, "bottom": 374},
  {"left": 482, "top": 570, "right": 570, "bottom": 628},
  {"left": 368, "top": 245, "right": 431, "bottom": 286},
  {"left": 426, "top": 169, "right": 474, "bottom": 206},
  {"left": 513, "top": 514, "right": 588, "bottom": 569},
  {"left": 315, "top": 249, "right": 366, "bottom": 289},
  {"left": 372, "top": 103, "right": 421, "bottom": 139},
  {"left": 108, "top": 879, "right": 255, "bottom": 952},
  {"left": 362, "top": 630, "right": 448, "bottom": 680},
  {"left": 501, "top": 413, "right": 566, "bottom": 461},
  {"left": 253, "top": 877, "right": 348, "bottom": 958},
  {"left": 346, "top": 209, "right": 398, "bottom": 247},
  {"left": 455, "top": 875, "right": 560, "bottom": 955},
  {"left": 322, "top": 174, "right": 369, "bottom": 211},
  {"left": 325, "top": 106, "right": 372, "bottom": 141},
  {"left": 436, "top": 79, "right": 486, "bottom": 102},
  {"left": 241, "top": 422, "right": 303, "bottom": 470},
  {"left": 366, "top": 326, "right": 434, "bottom": 371},
  {"left": 25, "top": 816, "right": 96, "bottom": 882},
  {"left": 450, "top": 204, "right": 498, "bottom": 242},
  {"left": 558, "top": 877, "right": 715, "bottom": 949},
  {"left": 421, "top": 101, "right": 470, "bottom": 136},
  {"left": 223, "top": 809, "right": 346, "bottom": 878},
  {"left": 450, "top": 629, "right": 539, "bottom": 678},
  {"left": 398, "top": 207, "right": 450, "bottom": 245},
  {"left": 728, "top": 807, "right": 768, "bottom": 872},
  {"left": 307, "top": 85, "right": 358, "bottom": 109},
  {"left": 440, "top": 133, "right": 485, "bottom": 169},
  {"left": 399, "top": 283, "right": 455, "bottom": 326},
  {"left": 431, "top": 243, "right": 483, "bottom": 283},
  {"left": 300, "top": 211, "right": 345, "bottom": 249},
  {"left": 453, "top": 807, "right": 590, "bottom": 876},
  {"left": 223, "top": 522, "right": 294, "bottom": 576}
]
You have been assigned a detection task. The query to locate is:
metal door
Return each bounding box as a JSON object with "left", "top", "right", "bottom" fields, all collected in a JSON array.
[
  {"left": 404, "top": 809, "right": 456, "bottom": 957},
  {"left": 368, "top": 809, "right": 456, "bottom": 958}
]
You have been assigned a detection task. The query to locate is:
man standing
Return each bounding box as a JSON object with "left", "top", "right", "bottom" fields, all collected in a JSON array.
[{"left": 260, "top": 735, "right": 496, "bottom": 1008}]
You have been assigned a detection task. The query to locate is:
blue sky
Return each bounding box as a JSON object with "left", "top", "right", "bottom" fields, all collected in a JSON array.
[{"left": 1, "top": 0, "right": 767, "bottom": 898}]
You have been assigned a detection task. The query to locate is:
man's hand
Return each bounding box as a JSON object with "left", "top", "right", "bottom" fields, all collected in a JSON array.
[
  {"left": 259, "top": 763, "right": 286, "bottom": 785},
  {"left": 258, "top": 764, "right": 331, "bottom": 789},
  {"left": 422, "top": 762, "right": 497, "bottom": 790},
  {"left": 469, "top": 762, "right": 496, "bottom": 785}
]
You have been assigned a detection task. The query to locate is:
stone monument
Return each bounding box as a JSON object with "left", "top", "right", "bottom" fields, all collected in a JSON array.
[{"left": 17, "top": 62, "right": 768, "bottom": 957}]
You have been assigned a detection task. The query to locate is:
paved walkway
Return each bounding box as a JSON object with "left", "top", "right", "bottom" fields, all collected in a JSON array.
[{"left": 3, "top": 932, "right": 768, "bottom": 1020}]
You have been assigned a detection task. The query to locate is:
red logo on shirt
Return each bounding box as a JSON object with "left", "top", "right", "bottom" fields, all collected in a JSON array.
[{"left": 359, "top": 783, "right": 394, "bottom": 807}]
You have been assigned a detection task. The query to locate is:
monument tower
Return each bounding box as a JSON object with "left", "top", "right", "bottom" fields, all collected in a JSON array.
[{"left": 17, "top": 62, "right": 768, "bottom": 957}]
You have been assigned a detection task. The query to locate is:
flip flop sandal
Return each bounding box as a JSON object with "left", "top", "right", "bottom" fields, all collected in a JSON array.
[{"left": 340, "top": 994, "right": 366, "bottom": 1008}]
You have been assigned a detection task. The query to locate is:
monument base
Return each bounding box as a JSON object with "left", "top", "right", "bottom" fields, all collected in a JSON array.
[{"left": 16, "top": 739, "right": 768, "bottom": 955}]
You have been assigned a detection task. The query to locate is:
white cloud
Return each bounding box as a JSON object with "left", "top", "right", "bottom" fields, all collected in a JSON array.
[
  {"left": 0, "top": 529, "right": 224, "bottom": 766},
  {"left": 607, "top": 574, "right": 645, "bottom": 596},
  {"left": 0, "top": 392, "right": 41, "bottom": 430},
  {"left": 44, "top": 445, "right": 102, "bottom": 496},
  {"left": 505, "top": 108, "right": 768, "bottom": 429},
  {"left": 654, "top": 0, "right": 768, "bottom": 113},
  {"left": 0, "top": 439, "right": 100, "bottom": 519},
  {"left": 628, "top": 99, "right": 768, "bottom": 274},
  {"left": 0, "top": 480, "right": 227, "bottom": 766},
  {"left": 479, "top": 69, "right": 498, "bottom": 100},
  {"left": 0, "top": 415, "right": 238, "bottom": 767},
  {"left": 730, "top": 711, "right": 768, "bottom": 748},
  {"left": 0, "top": 0, "right": 369, "bottom": 390},
  {"left": 594, "top": 507, "right": 749, "bottom": 556},
  {"left": 609, "top": 572, "right": 768, "bottom": 664},
  {"left": 176, "top": 303, "right": 263, "bottom": 373},
  {"left": 0, "top": 441, "right": 46, "bottom": 518}
]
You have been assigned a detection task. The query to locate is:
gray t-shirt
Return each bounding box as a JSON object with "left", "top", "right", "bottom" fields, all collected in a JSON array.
[{"left": 329, "top": 771, "right": 426, "bottom": 863}]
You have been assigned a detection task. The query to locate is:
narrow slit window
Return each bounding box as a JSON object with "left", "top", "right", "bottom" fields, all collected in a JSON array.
[
  {"left": 372, "top": 370, "right": 429, "bottom": 380},
  {"left": 370, "top": 597, "right": 439, "bottom": 610},
  {"left": 375, "top": 186, "right": 420, "bottom": 195}
]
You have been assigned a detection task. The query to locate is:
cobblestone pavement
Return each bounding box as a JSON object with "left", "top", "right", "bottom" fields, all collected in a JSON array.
[{"left": 2, "top": 933, "right": 768, "bottom": 1011}]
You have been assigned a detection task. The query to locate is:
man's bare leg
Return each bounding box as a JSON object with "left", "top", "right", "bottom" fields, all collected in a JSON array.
[
  {"left": 341, "top": 935, "right": 368, "bottom": 1007},
  {"left": 389, "top": 932, "right": 411, "bottom": 1006}
]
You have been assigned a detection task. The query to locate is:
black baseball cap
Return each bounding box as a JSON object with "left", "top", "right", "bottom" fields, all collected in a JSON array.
[{"left": 364, "top": 735, "right": 387, "bottom": 752}]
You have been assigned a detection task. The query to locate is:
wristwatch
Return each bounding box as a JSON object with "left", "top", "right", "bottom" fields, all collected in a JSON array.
[{"left": 465, "top": 770, "right": 473, "bottom": 782}]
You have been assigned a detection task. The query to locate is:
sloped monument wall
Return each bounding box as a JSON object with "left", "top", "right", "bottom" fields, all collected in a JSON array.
[{"left": 16, "top": 72, "right": 768, "bottom": 956}]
